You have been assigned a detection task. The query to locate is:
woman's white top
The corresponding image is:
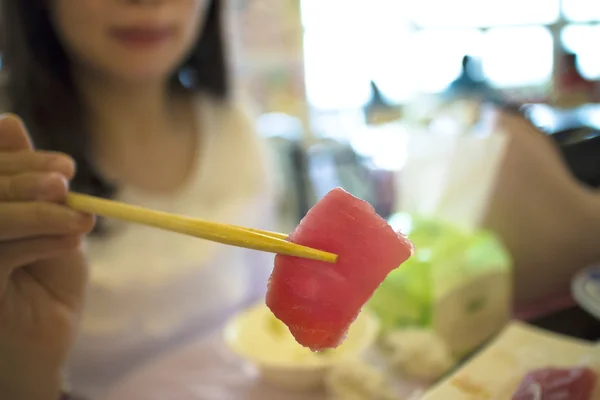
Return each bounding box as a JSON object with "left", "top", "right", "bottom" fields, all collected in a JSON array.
[{"left": 65, "top": 96, "right": 277, "bottom": 398}]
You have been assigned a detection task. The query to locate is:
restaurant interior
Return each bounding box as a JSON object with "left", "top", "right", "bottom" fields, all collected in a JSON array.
[
  {"left": 6, "top": 0, "right": 599, "bottom": 399},
  {"left": 210, "top": 0, "right": 600, "bottom": 398}
]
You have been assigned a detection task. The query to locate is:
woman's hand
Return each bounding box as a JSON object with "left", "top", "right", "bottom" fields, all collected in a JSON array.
[
  {"left": 0, "top": 114, "right": 95, "bottom": 400},
  {"left": 483, "top": 110, "right": 600, "bottom": 307}
]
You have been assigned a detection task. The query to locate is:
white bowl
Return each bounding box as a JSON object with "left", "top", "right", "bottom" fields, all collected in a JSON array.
[{"left": 223, "top": 302, "right": 380, "bottom": 392}]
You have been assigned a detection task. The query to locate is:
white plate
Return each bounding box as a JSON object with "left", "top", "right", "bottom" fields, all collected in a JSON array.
[
  {"left": 572, "top": 265, "right": 600, "bottom": 320},
  {"left": 421, "top": 321, "right": 599, "bottom": 400}
]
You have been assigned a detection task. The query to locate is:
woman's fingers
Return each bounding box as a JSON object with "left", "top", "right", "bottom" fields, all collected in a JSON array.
[
  {"left": 0, "top": 202, "right": 95, "bottom": 241},
  {"left": 0, "top": 114, "right": 91, "bottom": 296},
  {"left": 0, "top": 114, "right": 75, "bottom": 178},
  {"left": 0, "top": 151, "right": 75, "bottom": 179},
  {"left": 0, "top": 236, "right": 82, "bottom": 284},
  {"left": 0, "top": 114, "right": 33, "bottom": 152},
  {"left": 0, "top": 173, "right": 69, "bottom": 202}
]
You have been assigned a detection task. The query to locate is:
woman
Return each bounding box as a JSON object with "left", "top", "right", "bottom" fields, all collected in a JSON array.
[{"left": 0, "top": 0, "right": 276, "bottom": 399}]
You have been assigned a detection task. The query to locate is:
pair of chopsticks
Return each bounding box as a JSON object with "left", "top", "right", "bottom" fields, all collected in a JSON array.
[{"left": 65, "top": 192, "right": 338, "bottom": 263}]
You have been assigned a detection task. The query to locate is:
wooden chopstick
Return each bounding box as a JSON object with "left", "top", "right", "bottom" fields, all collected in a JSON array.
[
  {"left": 65, "top": 192, "right": 338, "bottom": 263},
  {"left": 240, "top": 227, "right": 289, "bottom": 240}
]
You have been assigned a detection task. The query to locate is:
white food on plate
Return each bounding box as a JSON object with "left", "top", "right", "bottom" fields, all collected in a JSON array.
[
  {"left": 383, "top": 328, "right": 456, "bottom": 381},
  {"left": 325, "top": 360, "right": 398, "bottom": 400},
  {"left": 223, "top": 303, "right": 380, "bottom": 366},
  {"left": 229, "top": 305, "right": 340, "bottom": 364}
]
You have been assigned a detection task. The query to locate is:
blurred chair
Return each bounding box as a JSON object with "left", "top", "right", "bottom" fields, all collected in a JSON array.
[
  {"left": 556, "top": 129, "right": 600, "bottom": 189},
  {"left": 256, "top": 113, "right": 311, "bottom": 230},
  {"left": 305, "top": 138, "right": 387, "bottom": 215},
  {"left": 525, "top": 104, "right": 600, "bottom": 188}
]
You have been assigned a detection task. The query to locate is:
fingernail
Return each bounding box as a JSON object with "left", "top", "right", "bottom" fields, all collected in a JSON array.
[
  {"left": 49, "top": 156, "right": 75, "bottom": 178},
  {"left": 68, "top": 210, "right": 90, "bottom": 230},
  {"left": 37, "top": 173, "right": 68, "bottom": 199},
  {"left": 0, "top": 113, "right": 25, "bottom": 127}
]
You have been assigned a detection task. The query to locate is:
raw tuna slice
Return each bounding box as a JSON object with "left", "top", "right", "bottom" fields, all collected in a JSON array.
[
  {"left": 511, "top": 367, "right": 597, "bottom": 400},
  {"left": 266, "top": 187, "right": 413, "bottom": 351}
]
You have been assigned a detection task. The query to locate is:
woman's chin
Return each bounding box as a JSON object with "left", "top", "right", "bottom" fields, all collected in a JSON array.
[
  {"left": 105, "top": 66, "right": 180, "bottom": 87},
  {"left": 89, "top": 53, "right": 181, "bottom": 86}
]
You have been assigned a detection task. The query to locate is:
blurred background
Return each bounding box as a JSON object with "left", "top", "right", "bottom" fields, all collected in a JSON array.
[
  {"left": 225, "top": 0, "right": 600, "bottom": 231},
  {"left": 221, "top": 0, "right": 600, "bottom": 349},
  {"left": 72, "top": 2, "right": 600, "bottom": 397}
]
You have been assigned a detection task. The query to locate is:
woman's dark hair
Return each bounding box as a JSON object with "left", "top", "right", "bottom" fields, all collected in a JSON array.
[{"left": 0, "top": 0, "right": 229, "bottom": 201}]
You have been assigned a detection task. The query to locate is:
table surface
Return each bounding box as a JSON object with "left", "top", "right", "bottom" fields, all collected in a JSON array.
[
  {"left": 98, "top": 263, "right": 600, "bottom": 400},
  {"left": 105, "top": 330, "right": 423, "bottom": 400}
]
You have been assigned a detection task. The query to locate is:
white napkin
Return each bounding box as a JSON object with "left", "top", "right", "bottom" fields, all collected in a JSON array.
[{"left": 397, "top": 112, "right": 508, "bottom": 230}]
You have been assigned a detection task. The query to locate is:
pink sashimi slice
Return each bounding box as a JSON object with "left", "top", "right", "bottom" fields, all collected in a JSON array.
[
  {"left": 511, "top": 367, "right": 597, "bottom": 400},
  {"left": 265, "top": 187, "right": 413, "bottom": 351}
]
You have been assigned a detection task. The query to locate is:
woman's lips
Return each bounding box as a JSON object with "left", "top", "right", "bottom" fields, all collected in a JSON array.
[{"left": 109, "top": 26, "right": 174, "bottom": 49}]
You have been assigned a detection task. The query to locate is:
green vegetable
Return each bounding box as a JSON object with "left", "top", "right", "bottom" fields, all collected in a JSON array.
[{"left": 367, "top": 213, "right": 511, "bottom": 332}]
